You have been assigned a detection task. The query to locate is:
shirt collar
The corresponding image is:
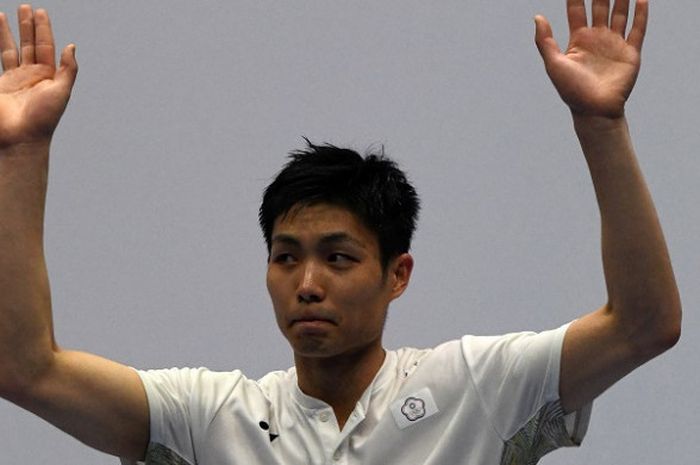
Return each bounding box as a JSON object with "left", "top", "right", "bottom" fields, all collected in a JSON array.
[{"left": 290, "top": 349, "right": 397, "bottom": 411}]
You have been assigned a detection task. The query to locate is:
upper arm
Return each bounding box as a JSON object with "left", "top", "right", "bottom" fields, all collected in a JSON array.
[
  {"left": 559, "top": 305, "right": 673, "bottom": 414},
  {"left": 5, "top": 349, "right": 149, "bottom": 462}
]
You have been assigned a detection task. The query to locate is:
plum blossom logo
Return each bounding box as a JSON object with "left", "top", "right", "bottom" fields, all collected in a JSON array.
[{"left": 400, "top": 397, "right": 426, "bottom": 421}]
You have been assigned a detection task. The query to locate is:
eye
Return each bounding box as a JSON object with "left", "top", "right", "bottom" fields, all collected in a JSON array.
[
  {"left": 272, "top": 253, "right": 296, "bottom": 264},
  {"left": 328, "top": 253, "right": 354, "bottom": 264}
]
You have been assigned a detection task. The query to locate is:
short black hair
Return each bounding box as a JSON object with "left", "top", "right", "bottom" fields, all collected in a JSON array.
[{"left": 259, "top": 139, "right": 420, "bottom": 270}]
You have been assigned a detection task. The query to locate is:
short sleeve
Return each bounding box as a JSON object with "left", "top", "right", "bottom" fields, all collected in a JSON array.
[
  {"left": 119, "top": 367, "right": 247, "bottom": 465},
  {"left": 462, "top": 322, "right": 592, "bottom": 457}
]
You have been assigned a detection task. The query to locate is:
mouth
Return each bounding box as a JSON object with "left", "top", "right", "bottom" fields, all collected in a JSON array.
[{"left": 290, "top": 313, "right": 337, "bottom": 327}]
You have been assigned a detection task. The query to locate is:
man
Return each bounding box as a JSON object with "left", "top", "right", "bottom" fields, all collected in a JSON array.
[{"left": 0, "top": 1, "right": 681, "bottom": 464}]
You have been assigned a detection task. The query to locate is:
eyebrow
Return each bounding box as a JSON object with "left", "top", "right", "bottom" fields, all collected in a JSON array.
[{"left": 271, "top": 232, "right": 366, "bottom": 249}]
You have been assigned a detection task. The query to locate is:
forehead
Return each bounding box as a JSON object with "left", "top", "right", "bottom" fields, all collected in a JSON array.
[{"left": 272, "top": 203, "right": 378, "bottom": 249}]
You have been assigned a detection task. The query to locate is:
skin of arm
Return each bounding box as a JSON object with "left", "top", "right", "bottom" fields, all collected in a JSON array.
[
  {"left": 534, "top": 0, "right": 681, "bottom": 413},
  {"left": 0, "top": 5, "right": 149, "bottom": 461}
]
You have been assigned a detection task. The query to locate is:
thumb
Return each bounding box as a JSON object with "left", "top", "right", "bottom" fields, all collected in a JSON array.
[
  {"left": 534, "top": 15, "right": 560, "bottom": 65},
  {"left": 56, "top": 44, "right": 78, "bottom": 91}
]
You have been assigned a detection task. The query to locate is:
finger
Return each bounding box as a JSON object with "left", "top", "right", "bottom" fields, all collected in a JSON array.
[
  {"left": 591, "top": 0, "right": 611, "bottom": 28},
  {"left": 626, "top": 0, "right": 648, "bottom": 52},
  {"left": 610, "top": 0, "right": 630, "bottom": 35},
  {"left": 18, "top": 4, "right": 35, "bottom": 65},
  {"left": 534, "top": 15, "right": 561, "bottom": 65},
  {"left": 0, "top": 12, "right": 19, "bottom": 70},
  {"left": 567, "top": 0, "right": 588, "bottom": 33},
  {"left": 55, "top": 43, "right": 77, "bottom": 91},
  {"left": 33, "top": 9, "right": 55, "bottom": 68}
]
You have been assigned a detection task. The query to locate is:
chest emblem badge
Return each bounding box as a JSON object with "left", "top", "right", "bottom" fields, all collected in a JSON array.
[
  {"left": 401, "top": 397, "right": 426, "bottom": 421},
  {"left": 391, "top": 387, "right": 439, "bottom": 430}
]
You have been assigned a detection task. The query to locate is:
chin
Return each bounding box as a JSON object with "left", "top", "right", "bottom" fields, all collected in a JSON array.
[{"left": 288, "top": 336, "right": 335, "bottom": 358}]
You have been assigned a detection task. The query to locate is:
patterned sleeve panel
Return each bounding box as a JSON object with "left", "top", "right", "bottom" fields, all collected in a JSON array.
[
  {"left": 461, "top": 322, "right": 592, "bottom": 463},
  {"left": 499, "top": 399, "right": 590, "bottom": 465}
]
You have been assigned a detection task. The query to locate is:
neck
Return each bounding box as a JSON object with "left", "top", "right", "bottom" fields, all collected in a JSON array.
[{"left": 294, "top": 342, "right": 386, "bottom": 429}]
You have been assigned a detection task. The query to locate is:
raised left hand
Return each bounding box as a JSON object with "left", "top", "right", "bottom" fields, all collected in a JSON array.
[{"left": 534, "top": 0, "right": 648, "bottom": 118}]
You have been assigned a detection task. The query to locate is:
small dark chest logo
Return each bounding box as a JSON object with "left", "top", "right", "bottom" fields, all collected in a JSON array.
[
  {"left": 400, "top": 397, "right": 426, "bottom": 422},
  {"left": 259, "top": 421, "right": 279, "bottom": 442}
]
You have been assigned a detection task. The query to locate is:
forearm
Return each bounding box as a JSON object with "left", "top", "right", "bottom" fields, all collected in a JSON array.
[
  {"left": 575, "top": 115, "right": 681, "bottom": 350},
  {"left": 0, "top": 142, "right": 56, "bottom": 392}
]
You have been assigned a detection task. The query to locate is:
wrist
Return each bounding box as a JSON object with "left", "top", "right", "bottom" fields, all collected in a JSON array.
[
  {"left": 572, "top": 112, "right": 636, "bottom": 174},
  {"left": 0, "top": 140, "right": 52, "bottom": 159},
  {"left": 572, "top": 113, "right": 629, "bottom": 139}
]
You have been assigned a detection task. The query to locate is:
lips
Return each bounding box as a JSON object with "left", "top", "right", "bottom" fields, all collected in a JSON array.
[{"left": 290, "top": 311, "right": 336, "bottom": 326}]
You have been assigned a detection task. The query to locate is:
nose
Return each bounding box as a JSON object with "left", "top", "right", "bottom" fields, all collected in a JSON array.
[{"left": 297, "top": 260, "right": 325, "bottom": 304}]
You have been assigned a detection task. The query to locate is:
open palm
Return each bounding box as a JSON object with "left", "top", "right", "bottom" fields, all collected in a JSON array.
[
  {"left": 535, "top": 0, "right": 648, "bottom": 118},
  {"left": 0, "top": 5, "right": 77, "bottom": 148}
]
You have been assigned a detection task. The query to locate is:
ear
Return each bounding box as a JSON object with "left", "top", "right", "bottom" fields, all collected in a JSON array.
[{"left": 388, "top": 253, "right": 414, "bottom": 300}]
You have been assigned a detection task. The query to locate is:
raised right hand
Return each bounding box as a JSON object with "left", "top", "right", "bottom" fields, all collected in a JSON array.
[{"left": 0, "top": 4, "right": 77, "bottom": 149}]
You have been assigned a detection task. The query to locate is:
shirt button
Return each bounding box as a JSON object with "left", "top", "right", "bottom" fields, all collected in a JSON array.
[
  {"left": 319, "top": 411, "right": 331, "bottom": 422},
  {"left": 333, "top": 450, "right": 342, "bottom": 461}
]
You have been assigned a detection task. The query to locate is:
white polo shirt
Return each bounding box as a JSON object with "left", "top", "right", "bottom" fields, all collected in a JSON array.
[{"left": 121, "top": 322, "right": 591, "bottom": 465}]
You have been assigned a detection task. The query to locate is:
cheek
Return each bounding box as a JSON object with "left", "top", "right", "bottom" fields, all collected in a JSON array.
[
  {"left": 336, "top": 276, "right": 389, "bottom": 317},
  {"left": 266, "top": 270, "right": 287, "bottom": 312},
  {"left": 266, "top": 272, "right": 289, "bottom": 332},
  {"left": 265, "top": 270, "right": 275, "bottom": 298},
  {"left": 266, "top": 267, "right": 289, "bottom": 296}
]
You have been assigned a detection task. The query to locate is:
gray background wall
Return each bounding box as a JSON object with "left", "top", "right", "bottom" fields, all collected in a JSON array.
[{"left": 0, "top": 1, "right": 697, "bottom": 463}]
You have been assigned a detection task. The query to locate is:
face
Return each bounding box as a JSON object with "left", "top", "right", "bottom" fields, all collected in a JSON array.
[{"left": 266, "top": 203, "right": 413, "bottom": 360}]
